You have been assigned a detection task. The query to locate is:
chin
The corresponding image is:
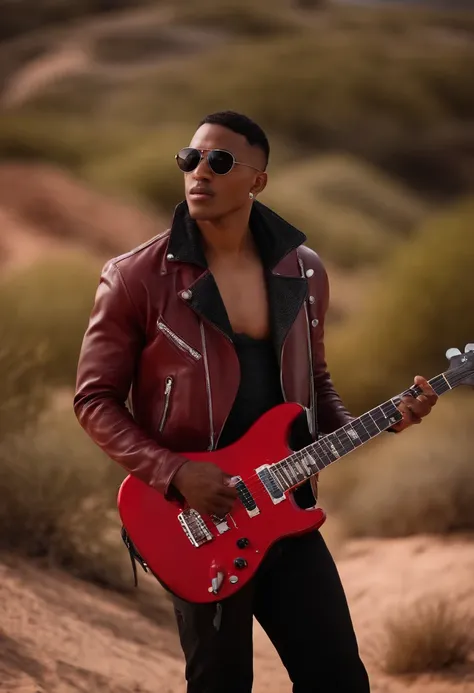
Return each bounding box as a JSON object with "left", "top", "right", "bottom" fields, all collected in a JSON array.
[{"left": 187, "top": 201, "right": 219, "bottom": 221}]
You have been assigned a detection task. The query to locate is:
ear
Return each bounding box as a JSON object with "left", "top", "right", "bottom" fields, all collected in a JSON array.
[{"left": 251, "top": 172, "right": 268, "bottom": 197}]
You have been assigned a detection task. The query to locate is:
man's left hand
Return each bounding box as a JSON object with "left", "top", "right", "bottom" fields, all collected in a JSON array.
[{"left": 390, "top": 375, "right": 438, "bottom": 433}]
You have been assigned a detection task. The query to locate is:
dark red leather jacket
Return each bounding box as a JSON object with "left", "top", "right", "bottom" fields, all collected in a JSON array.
[{"left": 73, "top": 201, "right": 352, "bottom": 497}]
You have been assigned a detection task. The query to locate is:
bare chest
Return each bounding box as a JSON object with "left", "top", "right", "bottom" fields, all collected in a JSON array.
[{"left": 210, "top": 261, "right": 270, "bottom": 339}]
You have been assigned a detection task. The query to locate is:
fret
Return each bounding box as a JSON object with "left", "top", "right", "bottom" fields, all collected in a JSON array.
[
  {"left": 360, "top": 412, "right": 381, "bottom": 436},
  {"left": 273, "top": 464, "right": 290, "bottom": 491},
  {"left": 434, "top": 374, "right": 451, "bottom": 395},
  {"left": 337, "top": 426, "right": 358, "bottom": 450},
  {"left": 328, "top": 431, "right": 352, "bottom": 456},
  {"left": 314, "top": 439, "right": 335, "bottom": 467},
  {"left": 281, "top": 461, "right": 298, "bottom": 485},
  {"left": 286, "top": 458, "right": 305, "bottom": 484},
  {"left": 301, "top": 450, "right": 321, "bottom": 474},
  {"left": 326, "top": 433, "right": 347, "bottom": 459},
  {"left": 297, "top": 452, "right": 313, "bottom": 476},
  {"left": 318, "top": 437, "right": 338, "bottom": 463},
  {"left": 380, "top": 399, "right": 400, "bottom": 423},
  {"left": 368, "top": 408, "right": 386, "bottom": 432},
  {"left": 293, "top": 458, "right": 306, "bottom": 480},
  {"left": 281, "top": 463, "right": 297, "bottom": 487},
  {"left": 261, "top": 367, "right": 464, "bottom": 492},
  {"left": 350, "top": 417, "right": 372, "bottom": 443}
]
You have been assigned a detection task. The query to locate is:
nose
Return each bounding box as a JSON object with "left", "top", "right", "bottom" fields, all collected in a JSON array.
[{"left": 193, "top": 153, "right": 213, "bottom": 180}]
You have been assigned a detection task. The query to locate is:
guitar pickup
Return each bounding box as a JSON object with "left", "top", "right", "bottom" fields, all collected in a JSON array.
[
  {"left": 233, "top": 476, "right": 260, "bottom": 518},
  {"left": 256, "top": 465, "right": 286, "bottom": 504}
]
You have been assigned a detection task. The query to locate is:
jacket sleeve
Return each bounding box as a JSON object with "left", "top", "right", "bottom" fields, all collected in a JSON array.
[
  {"left": 310, "top": 261, "right": 354, "bottom": 435},
  {"left": 73, "top": 260, "right": 188, "bottom": 496}
]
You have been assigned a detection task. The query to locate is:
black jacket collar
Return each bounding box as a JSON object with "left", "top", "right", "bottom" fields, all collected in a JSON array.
[{"left": 166, "top": 199, "right": 307, "bottom": 272}]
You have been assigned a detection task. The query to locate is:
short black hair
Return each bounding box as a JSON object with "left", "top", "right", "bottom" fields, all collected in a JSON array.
[{"left": 198, "top": 111, "right": 270, "bottom": 169}]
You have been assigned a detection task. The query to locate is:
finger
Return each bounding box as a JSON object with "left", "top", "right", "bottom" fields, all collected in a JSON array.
[
  {"left": 217, "top": 484, "right": 238, "bottom": 499},
  {"left": 414, "top": 375, "right": 438, "bottom": 405},
  {"left": 399, "top": 399, "right": 422, "bottom": 424},
  {"left": 402, "top": 394, "right": 431, "bottom": 418},
  {"left": 211, "top": 501, "right": 234, "bottom": 517},
  {"left": 221, "top": 476, "right": 239, "bottom": 496}
]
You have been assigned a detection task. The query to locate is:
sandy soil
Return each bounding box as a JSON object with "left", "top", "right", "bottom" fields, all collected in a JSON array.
[{"left": 1, "top": 534, "right": 473, "bottom": 693}]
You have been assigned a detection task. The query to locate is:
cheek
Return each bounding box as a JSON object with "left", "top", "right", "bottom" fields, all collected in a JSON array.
[{"left": 218, "top": 177, "right": 250, "bottom": 201}]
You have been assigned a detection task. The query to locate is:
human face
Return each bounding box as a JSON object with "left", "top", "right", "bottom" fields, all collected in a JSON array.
[{"left": 180, "top": 124, "right": 267, "bottom": 222}]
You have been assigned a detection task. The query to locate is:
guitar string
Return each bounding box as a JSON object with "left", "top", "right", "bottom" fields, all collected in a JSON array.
[
  {"left": 194, "top": 368, "right": 468, "bottom": 518},
  {"left": 223, "top": 371, "right": 459, "bottom": 498}
]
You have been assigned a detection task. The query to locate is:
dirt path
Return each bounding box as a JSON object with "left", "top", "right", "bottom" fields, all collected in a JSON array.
[{"left": 1, "top": 533, "right": 473, "bottom": 693}]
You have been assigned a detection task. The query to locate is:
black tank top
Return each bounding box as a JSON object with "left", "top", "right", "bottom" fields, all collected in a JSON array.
[
  {"left": 217, "top": 332, "right": 316, "bottom": 509},
  {"left": 217, "top": 333, "right": 284, "bottom": 449}
]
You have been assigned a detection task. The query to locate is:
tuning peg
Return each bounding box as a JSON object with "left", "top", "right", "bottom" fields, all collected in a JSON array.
[
  {"left": 464, "top": 344, "right": 474, "bottom": 353},
  {"left": 446, "top": 348, "right": 462, "bottom": 360}
]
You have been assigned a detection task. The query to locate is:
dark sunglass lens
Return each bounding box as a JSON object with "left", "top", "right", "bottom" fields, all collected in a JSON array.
[
  {"left": 208, "top": 150, "right": 234, "bottom": 175},
  {"left": 176, "top": 148, "right": 201, "bottom": 172}
]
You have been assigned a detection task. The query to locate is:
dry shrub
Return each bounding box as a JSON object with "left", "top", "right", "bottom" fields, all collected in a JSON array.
[
  {"left": 171, "top": 0, "right": 298, "bottom": 37},
  {"left": 0, "top": 405, "right": 130, "bottom": 590},
  {"left": 0, "top": 343, "right": 48, "bottom": 439},
  {"left": 82, "top": 123, "right": 191, "bottom": 213},
  {"left": 326, "top": 197, "right": 474, "bottom": 414},
  {"left": 0, "top": 253, "right": 102, "bottom": 387},
  {"left": 0, "top": 401, "right": 172, "bottom": 623},
  {"left": 3, "top": 2, "right": 473, "bottom": 204},
  {"left": 260, "top": 154, "right": 426, "bottom": 268},
  {"left": 381, "top": 596, "right": 473, "bottom": 674},
  {"left": 319, "top": 392, "right": 474, "bottom": 538}
]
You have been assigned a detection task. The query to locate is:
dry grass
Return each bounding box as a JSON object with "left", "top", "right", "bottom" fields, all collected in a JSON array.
[
  {"left": 0, "top": 405, "right": 127, "bottom": 586},
  {"left": 380, "top": 596, "right": 474, "bottom": 674}
]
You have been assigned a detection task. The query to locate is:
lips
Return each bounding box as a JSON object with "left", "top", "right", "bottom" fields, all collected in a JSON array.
[{"left": 189, "top": 187, "right": 214, "bottom": 197}]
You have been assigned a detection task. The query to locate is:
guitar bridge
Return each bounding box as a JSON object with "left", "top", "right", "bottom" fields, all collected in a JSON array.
[{"left": 178, "top": 509, "right": 213, "bottom": 547}]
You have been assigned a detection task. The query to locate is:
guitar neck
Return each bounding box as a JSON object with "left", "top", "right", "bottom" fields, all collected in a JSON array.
[{"left": 271, "top": 370, "right": 456, "bottom": 493}]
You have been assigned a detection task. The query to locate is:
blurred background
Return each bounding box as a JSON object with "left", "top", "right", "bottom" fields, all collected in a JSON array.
[{"left": 0, "top": 1, "right": 473, "bottom": 691}]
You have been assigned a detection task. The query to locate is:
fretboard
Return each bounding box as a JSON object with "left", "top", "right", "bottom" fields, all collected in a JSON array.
[{"left": 271, "top": 371, "right": 454, "bottom": 492}]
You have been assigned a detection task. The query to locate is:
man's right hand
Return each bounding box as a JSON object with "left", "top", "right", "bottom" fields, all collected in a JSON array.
[{"left": 171, "top": 461, "right": 238, "bottom": 517}]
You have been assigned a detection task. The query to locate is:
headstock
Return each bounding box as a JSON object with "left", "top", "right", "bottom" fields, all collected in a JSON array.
[{"left": 446, "top": 344, "right": 474, "bottom": 387}]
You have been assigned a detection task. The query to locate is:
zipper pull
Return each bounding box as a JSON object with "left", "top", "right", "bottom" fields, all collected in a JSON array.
[{"left": 164, "top": 376, "right": 173, "bottom": 394}]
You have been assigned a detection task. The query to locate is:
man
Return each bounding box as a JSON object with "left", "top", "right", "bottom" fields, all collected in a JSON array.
[{"left": 74, "top": 111, "right": 437, "bottom": 692}]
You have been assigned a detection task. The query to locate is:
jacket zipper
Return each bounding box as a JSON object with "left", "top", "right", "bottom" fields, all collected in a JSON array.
[
  {"left": 200, "top": 321, "right": 215, "bottom": 451},
  {"left": 157, "top": 320, "right": 202, "bottom": 360},
  {"left": 298, "top": 256, "right": 317, "bottom": 439},
  {"left": 158, "top": 376, "right": 174, "bottom": 433}
]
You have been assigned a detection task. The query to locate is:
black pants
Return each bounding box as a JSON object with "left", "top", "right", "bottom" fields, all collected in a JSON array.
[{"left": 172, "top": 530, "right": 370, "bottom": 693}]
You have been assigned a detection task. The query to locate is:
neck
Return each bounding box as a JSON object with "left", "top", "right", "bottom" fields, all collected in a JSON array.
[
  {"left": 268, "top": 370, "right": 458, "bottom": 494},
  {"left": 197, "top": 206, "right": 255, "bottom": 260}
]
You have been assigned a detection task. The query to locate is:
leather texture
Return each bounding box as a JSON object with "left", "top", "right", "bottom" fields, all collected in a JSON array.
[{"left": 73, "top": 200, "right": 353, "bottom": 497}]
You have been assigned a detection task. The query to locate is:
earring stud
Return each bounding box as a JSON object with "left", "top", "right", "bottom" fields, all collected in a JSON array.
[{"left": 249, "top": 192, "right": 255, "bottom": 200}]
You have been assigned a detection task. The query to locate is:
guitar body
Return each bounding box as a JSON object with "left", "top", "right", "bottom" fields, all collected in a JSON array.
[{"left": 118, "top": 402, "right": 326, "bottom": 604}]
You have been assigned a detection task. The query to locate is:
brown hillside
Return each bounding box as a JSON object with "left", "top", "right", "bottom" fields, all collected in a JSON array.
[{"left": 0, "top": 163, "right": 166, "bottom": 271}]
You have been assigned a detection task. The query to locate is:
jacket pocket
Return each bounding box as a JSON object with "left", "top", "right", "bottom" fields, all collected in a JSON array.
[
  {"left": 158, "top": 376, "right": 174, "bottom": 434},
  {"left": 157, "top": 320, "right": 202, "bottom": 361}
]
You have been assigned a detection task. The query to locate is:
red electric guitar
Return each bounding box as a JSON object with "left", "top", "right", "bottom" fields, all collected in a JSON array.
[{"left": 118, "top": 345, "right": 474, "bottom": 603}]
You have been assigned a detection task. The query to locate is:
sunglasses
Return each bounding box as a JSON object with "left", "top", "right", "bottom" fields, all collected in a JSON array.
[{"left": 175, "top": 147, "right": 263, "bottom": 176}]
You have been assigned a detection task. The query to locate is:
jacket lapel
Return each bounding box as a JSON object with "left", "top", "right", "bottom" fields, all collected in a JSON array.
[
  {"left": 267, "top": 254, "right": 308, "bottom": 366},
  {"left": 164, "top": 200, "right": 308, "bottom": 348}
]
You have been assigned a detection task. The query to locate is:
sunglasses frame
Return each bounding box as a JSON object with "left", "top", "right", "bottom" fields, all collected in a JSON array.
[{"left": 175, "top": 147, "right": 263, "bottom": 176}]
